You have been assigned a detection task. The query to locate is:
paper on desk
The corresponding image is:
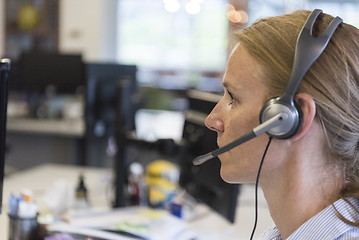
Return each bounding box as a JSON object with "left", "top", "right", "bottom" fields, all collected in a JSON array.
[
  {"left": 47, "top": 224, "right": 135, "bottom": 240},
  {"left": 49, "top": 207, "right": 189, "bottom": 240}
]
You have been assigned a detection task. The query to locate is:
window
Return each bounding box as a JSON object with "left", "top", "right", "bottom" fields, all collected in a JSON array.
[
  {"left": 309, "top": 1, "right": 359, "bottom": 27},
  {"left": 116, "top": 0, "right": 228, "bottom": 71},
  {"left": 247, "top": 0, "right": 359, "bottom": 27}
]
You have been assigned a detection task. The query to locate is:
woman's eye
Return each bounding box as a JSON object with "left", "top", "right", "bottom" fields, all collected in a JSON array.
[{"left": 226, "top": 90, "right": 236, "bottom": 105}]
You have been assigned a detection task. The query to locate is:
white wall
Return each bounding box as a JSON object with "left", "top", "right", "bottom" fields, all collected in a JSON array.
[{"left": 59, "top": 0, "right": 117, "bottom": 62}]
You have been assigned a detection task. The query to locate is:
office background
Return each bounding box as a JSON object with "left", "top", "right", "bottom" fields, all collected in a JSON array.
[
  {"left": 0, "top": 0, "right": 358, "bottom": 211},
  {"left": 0, "top": 0, "right": 358, "bottom": 225},
  {"left": 0, "top": 1, "right": 359, "bottom": 239},
  {"left": 1, "top": 0, "right": 358, "bottom": 170}
]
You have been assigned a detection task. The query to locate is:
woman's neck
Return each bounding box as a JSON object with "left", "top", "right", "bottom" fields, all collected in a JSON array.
[{"left": 260, "top": 149, "right": 344, "bottom": 239}]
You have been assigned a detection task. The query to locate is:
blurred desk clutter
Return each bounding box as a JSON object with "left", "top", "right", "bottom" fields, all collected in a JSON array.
[
  {"left": 1, "top": 163, "right": 273, "bottom": 240},
  {"left": 5, "top": 58, "right": 138, "bottom": 169},
  {"left": 0, "top": 52, "right": 274, "bottom": 239},
  {"left": 1, "top": 87, "right": 275, "bottom": 240}
]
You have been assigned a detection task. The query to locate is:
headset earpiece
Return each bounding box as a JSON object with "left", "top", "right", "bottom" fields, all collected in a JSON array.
[{"left": 260, "top": 97, "right": 302, "bottom": 139}]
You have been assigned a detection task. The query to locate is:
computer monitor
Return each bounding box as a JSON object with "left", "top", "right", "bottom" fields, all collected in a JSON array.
[
  {"left": 84, "top": 62, "right": 138, "bottom": 165},
  {"left": 18, "top": 52, "right": 85, "bottom": 94},
  {"left": 0, "top": 58, "right": 10, "bottom": 214},
  {"left": 179, "top": 90, "right": 240, "bottom": 223},
  {"left": 84, "top": 63, "right": 138, "bottom": 206},
  {"left": 85, "top": 62, "right": 138, "bottom": 138}
]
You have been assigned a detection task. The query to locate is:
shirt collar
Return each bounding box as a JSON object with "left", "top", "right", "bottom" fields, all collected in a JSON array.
[
  {"left": 257, "top": 198, "right": 359, "bottom": 240},
  {"left": 288, "top": 197, "right": 359, "bottom": 240}
]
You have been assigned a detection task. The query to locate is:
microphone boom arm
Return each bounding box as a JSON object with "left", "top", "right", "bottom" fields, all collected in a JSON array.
[{"left": 192, "top": 112, "right": 288, "bottom": 165}]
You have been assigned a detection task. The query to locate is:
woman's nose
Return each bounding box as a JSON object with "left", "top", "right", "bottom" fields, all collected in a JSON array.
[{"left": 205, "top": 104, "right": 224, "bottom": 133}]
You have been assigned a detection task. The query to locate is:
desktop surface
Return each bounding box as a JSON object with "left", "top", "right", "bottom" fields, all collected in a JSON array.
[{"left": 1, "top": 164, "right": 274, "bottom": 240}]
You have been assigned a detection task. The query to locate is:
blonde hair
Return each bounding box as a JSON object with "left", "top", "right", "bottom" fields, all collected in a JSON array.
[{"left": 236, "top": 10, "right": 359, "bottom": 226}]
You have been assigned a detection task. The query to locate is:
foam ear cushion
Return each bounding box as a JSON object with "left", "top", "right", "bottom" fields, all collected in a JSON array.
[{"left": 259, "top": 97, "right": 302, "bottom": 139}]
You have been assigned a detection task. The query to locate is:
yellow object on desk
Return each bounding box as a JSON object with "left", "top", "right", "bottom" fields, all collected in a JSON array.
[{"left": 145, "top": 160, "right": 179, "bottom": 207}]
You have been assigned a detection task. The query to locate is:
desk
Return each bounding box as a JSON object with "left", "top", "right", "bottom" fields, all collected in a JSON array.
[
  {"left": 1, "top": 164, "right": 112, "bottom": 239},
  {"left": 6, "top": 118, "right": 86, "bottom": 169},
  {"left": 7, "top": 117, "right": 85, "bottom": 137},
  {"left": 0, "top": 164, "right": 274, "bottom": 240}
]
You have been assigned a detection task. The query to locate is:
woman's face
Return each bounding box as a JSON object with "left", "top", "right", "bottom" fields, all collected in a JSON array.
[{"left": 205, "top": 44, "right": 273, "bottom": 183}]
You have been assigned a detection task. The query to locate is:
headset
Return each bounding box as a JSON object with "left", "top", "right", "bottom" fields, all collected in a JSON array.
[{"left": 193, "top": 9, "right": 343, "bottom": 166}]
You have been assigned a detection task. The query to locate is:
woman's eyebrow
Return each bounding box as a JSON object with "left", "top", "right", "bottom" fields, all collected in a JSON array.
[{"left": 222, "top": 81, "right": 239, "bottom": 92}]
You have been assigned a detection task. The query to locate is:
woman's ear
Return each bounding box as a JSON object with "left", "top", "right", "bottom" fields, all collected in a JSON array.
[{"left": 292, "top": 93, "right": 317, "bottom": 141}]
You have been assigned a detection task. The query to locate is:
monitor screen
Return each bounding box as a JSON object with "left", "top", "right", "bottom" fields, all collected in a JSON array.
[
  {"left": 85, "top": 62, "right": 138, "bottom": 136},
  {"left": 179, "top": 90, "right": 240, "bottom": 223},
  {"left": 135, "top": 109, "right": 185, "bottom": 143},
  {"left": 18, "top": 52, "right": 84, "bottom": 94},
  {"left": 84, "top": 63, "right": 138, "bottom": 207},
  {"left": 0, "top": 59, "right": 10, "bottom": 214}
]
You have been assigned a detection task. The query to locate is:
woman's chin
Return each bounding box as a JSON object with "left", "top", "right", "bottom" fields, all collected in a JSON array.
[
  {"left": 220, "top": 169, "right": 239, "bottom": 183},
  {"left": 220, "top": 167, "right": 255, "bottom": 184}
]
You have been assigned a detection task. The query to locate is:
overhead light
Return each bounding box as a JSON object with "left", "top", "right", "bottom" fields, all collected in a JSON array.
[
  {"left": 238, "top": 10, "right": 248, "bottom": 23},
  {"left": 227, "top": 4, "right": 248, "bottom": 24},
  {"left": 164, "top": 0, "right": 181, "bottom": 13},
  {"left": 163, "top": 0, "right": 204, "bottom": 14},
  {"left": 192, "top": 0, "right": 204, "bottom": 4},
  {"left": 185, "top": 1, "right": 201, "bottom": 15}
]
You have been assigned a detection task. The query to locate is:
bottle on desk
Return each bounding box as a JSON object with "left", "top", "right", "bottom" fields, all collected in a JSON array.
[
  {"left": 127, "top": 162, "right": 148, "bottom": 206},
  {"left": 74, "top": 174, "right": 89, "bottom": 209}
]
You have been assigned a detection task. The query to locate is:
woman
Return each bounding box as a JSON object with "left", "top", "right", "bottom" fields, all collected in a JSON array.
[{"left": 205, "top": 10, "right": 359, "bottom": 239}]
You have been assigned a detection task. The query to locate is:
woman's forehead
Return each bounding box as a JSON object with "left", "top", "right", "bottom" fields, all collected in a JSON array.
[{"left": 225, "top": 44, "right": 264, "bottom": 82}]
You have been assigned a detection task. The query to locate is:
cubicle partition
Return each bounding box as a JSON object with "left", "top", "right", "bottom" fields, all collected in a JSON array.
[{"left": 0, "top": 58, "right": 11, "bottom": 213}]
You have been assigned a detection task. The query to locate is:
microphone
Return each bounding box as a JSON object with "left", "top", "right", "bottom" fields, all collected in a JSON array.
[{"left": 192, "top": 112, "right": 288, "bottom": 165}]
